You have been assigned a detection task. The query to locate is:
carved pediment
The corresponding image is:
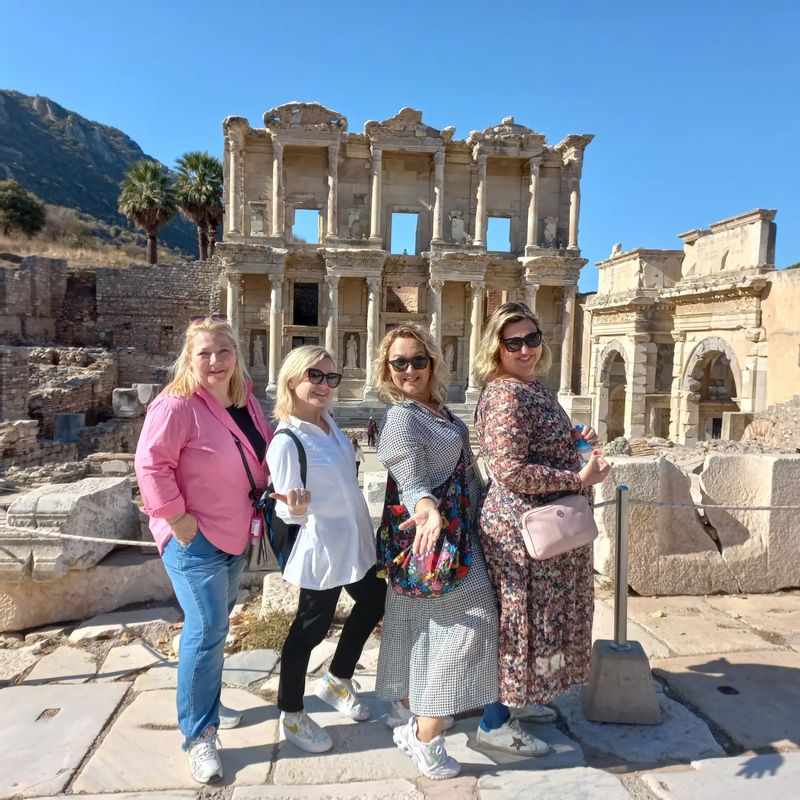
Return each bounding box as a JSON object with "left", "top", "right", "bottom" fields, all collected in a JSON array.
[
  {"left": 263, "top": 102, "right": 348, "bottom": 132},
  {"left": 468, "top": 116, "right": 546, "bottom": 149},
  {"left": 364, "top": 107, "right": 454, "bottom": 142}
]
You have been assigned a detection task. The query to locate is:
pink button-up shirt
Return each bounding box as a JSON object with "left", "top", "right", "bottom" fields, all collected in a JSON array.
[{"left": 134, "top": 385, "right": 274, "bottom": 555}]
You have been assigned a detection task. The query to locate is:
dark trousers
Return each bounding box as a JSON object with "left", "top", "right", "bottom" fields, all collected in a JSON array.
[{"left": 278, "top": 564, "right": 387, "bottom": 712}]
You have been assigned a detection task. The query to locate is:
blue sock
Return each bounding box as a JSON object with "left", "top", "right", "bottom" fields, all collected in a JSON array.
[{"left": 480, "top": 701, "right": 510, "bottom": 731}]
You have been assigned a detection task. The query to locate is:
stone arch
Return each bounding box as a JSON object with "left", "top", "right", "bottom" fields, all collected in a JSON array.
[
  {"left": 682, "top": 336, "right": 742, "bottom": 400},
  {"left": 595, "top": 340, "right": 628, "bottom": 441}
]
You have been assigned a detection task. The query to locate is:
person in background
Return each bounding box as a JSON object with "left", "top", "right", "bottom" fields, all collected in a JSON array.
[
  {"left": 351, "top": 434, "right": 364, "bottom": 476},
  {"left": 135, "top": 315, "right": 274, "bottom": 784},
  {"left": 267, "top": 345, "right": 386, "bottom": 754},
  {"left": 473, "top": 301, "right": 610, "bottom": 740},
  {"left": 367, "top": 415, "right": 378, "bottom": 448}
]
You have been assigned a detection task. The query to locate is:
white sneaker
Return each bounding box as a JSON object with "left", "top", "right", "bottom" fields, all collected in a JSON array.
[
  {"left": 393, "top": 717, "right": 460, "bottom": 780},
  {"left": 186, "top": 726, "right": 223, "bottom": 784},
  {"left": 218, "top": 703, "right": 242, "bottom": 729},
  {"left": 510, "top": 702, "right": 557, "bottom": 723},
  {"left": 314, "top": 672, "right": 371, "bottom": 721},
  {"left": 476, "top": 716, "right": 549, "bottom": 756},
  {"left": 385, "top": 700, "right": 455, "bottom": 731},
  {"left": 281, "top": 710, "right": 333, "bottom": 753}
]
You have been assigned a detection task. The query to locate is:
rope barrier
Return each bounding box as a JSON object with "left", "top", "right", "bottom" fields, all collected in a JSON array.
[
  {"left": 14, "top": 529, "right": 157, "bottom": 548},
  {"left": 629, "top": 499, "right": 800, "bottom": 511}
]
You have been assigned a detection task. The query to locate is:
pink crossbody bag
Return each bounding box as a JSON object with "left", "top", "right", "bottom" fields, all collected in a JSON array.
[{"left": 521, "top": 493, "right": 598, "bottom": 560}]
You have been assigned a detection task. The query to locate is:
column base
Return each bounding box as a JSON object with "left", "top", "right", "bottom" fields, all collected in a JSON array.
[
  {"left": 464, "top": 386, "right": 483, "bottom": 405},
  {"left": 558, "top": 393, "right": 592, "bottom": 425}
]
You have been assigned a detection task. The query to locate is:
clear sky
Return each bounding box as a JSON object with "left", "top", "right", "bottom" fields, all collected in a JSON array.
[{"left": 3, "top": 0, "right": 799, "bottom": 290}]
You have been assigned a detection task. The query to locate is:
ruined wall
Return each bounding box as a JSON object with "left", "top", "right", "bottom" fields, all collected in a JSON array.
[
  {"left": 761, "top": 267, "right": 800, "bottom": 407},
  {"left": 0, "top": 257, "right": 67, "bottom": 342},
  {"left": 0, "top": 346, "right": 30, "bottom": 420}
]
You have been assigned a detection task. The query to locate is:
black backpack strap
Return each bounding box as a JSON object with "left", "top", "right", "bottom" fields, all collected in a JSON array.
[
  {"left": 274, "top": 428, "right": 307, "bottom": 487},
  {"left": 232, "top": 435, "right": 260, "bottom": 506}
]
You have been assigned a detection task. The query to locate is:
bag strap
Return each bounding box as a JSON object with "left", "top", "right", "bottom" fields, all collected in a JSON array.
[
  {"left": 232, "top": 435, "right": 261, "bottom": 506},
  {"left": 274, "top": 428, "right": 307, "bottom": 487}
]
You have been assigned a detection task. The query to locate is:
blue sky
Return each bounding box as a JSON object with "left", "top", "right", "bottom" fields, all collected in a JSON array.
[{"left": 3, "top": 0, "right": 799, "bottom": 290}]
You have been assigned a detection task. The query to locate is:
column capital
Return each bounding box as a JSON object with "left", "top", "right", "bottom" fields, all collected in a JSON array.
[
  {"left": 563, "top": 284, "right": 577, "bottom": 301},
  {"left": 671, "top": 331, "right": 686, "bottom": 343},
  {"left": 429, "top": 278, "right": 445, "bottom": 292},
  {"left": 367, "top": 276, "right": 382, "bottom": 293},
  {"left": 328, "top": 142, "right": 340, "bottom": 157},
  {"left": 434, "top": 149, "right": 446, "bottom": 167},
  {"left": 272, "top": 139, "right": 283, "bottom": 158},
  {"left": 469, "top": 280, "right": 485, "bottom": 293},
  {"left": 370, "top": 143, "right": 383, "bottom": 161},
  {"left": 524, "top": 275, "right": 540, "bottom": 287},
  {"left": 529, "top": 156, "right": 542, "bottom": 176},
  {"left": 475, "top": 150, "right": 487, "bottom": 167}
]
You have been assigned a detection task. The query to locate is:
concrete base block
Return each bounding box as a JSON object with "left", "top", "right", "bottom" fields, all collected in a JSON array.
[{"left": 583, "top": 639, "right": 662, "bottom": 724}]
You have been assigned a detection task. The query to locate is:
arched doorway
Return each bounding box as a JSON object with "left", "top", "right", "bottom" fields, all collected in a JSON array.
[{"left": 595, "top": 342, "right": 628, "bottom": 442}]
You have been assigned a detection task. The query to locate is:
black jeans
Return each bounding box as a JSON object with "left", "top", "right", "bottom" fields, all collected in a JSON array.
[{"left": 278, "top": 564, "right": 387, "bottom": 712}]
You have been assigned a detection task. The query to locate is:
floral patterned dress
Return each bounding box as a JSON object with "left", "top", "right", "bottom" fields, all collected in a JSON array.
[{"left": 475, "top": 377, "right": 593, "bottom": 707}]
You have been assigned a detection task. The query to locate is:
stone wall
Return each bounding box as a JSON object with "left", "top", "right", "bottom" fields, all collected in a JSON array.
[
  {"left": 0, "top": 346, "right": 30, "bottom": 420},
  {"left": 0, "top": 256, "right": 67, "bottom": 343},
  {"left": 760, "top": 267, "right": 800, "bottom": 407}
]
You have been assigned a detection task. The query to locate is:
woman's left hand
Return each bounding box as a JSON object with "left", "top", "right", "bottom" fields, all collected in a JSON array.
[{"left": 573, "top": 425, "right": 598, "bottom": 445}]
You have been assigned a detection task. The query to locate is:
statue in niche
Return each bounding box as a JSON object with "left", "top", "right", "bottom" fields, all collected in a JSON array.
[
  {"left": 348, "top": 209, "right": 361, "bottom": 239},
  {"left": 543, "top": 216, "right": 559, "bottom": 247},
  {"left": 251, "top": 335, "right": 265, "bottom": 369},
  {"left": 449, "top": 211, "right": 467, "bottom": 243},
  {"left": 444, "top": 343, "right": 455, "bottom": 373},
  {"left": 345, "top": 334, "right": 359, "bottom": 369}
]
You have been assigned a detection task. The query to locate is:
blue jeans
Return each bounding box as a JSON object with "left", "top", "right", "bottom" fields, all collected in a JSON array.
[{"left": 161, "top": 532, "right": 247, "bottom": 747}]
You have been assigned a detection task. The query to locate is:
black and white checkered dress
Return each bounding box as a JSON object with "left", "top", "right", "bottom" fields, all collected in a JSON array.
[{"left": 375, "top": 400, "right": 499, "bottom": 716}]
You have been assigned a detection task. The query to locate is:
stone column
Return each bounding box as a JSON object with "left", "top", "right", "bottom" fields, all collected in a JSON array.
[
  {"left": 474, "top": 152, "right": 487, "bottom": 247},
  {"left": 669, "top": 332, "right": 687, "bottom": 443},
  {"left": 369, "top": 145, "right": 383, "bottom": 241},
  {"left": 226, "top": 272, "right": 243, "bottom": 339},
  {"left": 363, "top": 276, "right": 382, "bottom": 399},
  {"left": 524, "top": 278, "right": 539, "bottom": 315},
  {"left": 271, "top": 139, "right": 284, "bottom": 238},
  {"left": 625, "top": 333, "right": 649, "bottom": 439},
  {"left": 326, "top": 143, "right": 339, "bottom": 239},
  {"left": 226, "top": 131, "right": 242, "bottom": 234},
  {"left": 324, "top": 274, "right": 339, "bottom": 358},
  {"left": 559, "top": 285, "right": 576, "bottom": 395},
  {"left": 432, "top": 149, "right": 445, "bottom": 242},
  {"left": 567, "top": 177, "right": 580, "bottom": 250},
  {"left": 465, "top": 281, "right": 485, "bottom": 402},
  {"left": 267, "top": 278, "right": 283, "bottom": 391},
  {"left": 429, "top": 279, "right": 444, "bottom": 344},
  {"left": 525, "top": 157, "right": 541, "bottom": 250}
]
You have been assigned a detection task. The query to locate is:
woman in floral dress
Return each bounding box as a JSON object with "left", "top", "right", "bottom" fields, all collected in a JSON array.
[{"left": 473, "top": 301, "right": 610, "bottom": 714}]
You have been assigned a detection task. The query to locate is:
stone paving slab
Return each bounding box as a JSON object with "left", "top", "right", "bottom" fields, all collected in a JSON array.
[
  {"left": 705, "top": 592, "right": 800, "bottom": 649},
  {"left": 444, "top": 716, "right": 585, "bottom": 774},
  {"left": 477, "top": 766, "right": 634, "bottom": 798},
  {"left": 641, "top": 752, "right": 800, "bottom": 799},
  {"left": 592, "top": 598, "right": 672, "bottom": 658},
  {"left": 69, "top": 606, "right": 181, "bottom": 642},
  {"left": 551, "top": 686, "right": 724, "bottom": 765},
  {"left": 652, "top": 649, "right": 800, "bottom": 751},
  {"left": 133, "top": 659, "right": 178, "bottom": 692},
  {"left": 96, "top": 642, "right": 167, "bottom": 681},
  {"left": 0, "top": 682, "right": 128, "bottom": 797},
  {"left": 36, "top": 794, "right": 196, "bottom": 800},
  {"left": 233, "top": 780, "right": 424, "bottom": 799},
  {"left": 222, "top": 648, "right": 279, "bottom": 687},
  {"left": 626, "top": 596, "right": 780, "bottom": 656},
  {"left": 24, "top": 644, "right": 97, "bottom": 684},
  {"left": 0, "top": 646, "right": 38, "bottom": 685},
  {"left": 73, "top": 687, "right": 279, "bottom": 791},
  {"left": 306, "top": 638, "right": 337, "bottom": 674}
]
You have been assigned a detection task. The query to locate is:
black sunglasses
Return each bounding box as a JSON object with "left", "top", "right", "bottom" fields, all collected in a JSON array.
[
  {"left": 501, "top": 331, "right": 543, "bottom": 352},
  {"left": 307, "top": 367, "right": 342, "bottom": 388},
  {"left": 388, "top": 355, "right": 431, "bottom": 372}
]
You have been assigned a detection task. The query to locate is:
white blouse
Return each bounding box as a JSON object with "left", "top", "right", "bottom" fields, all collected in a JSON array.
[{"left": 266, "top": 412, "right": 377, "bottom": 590}]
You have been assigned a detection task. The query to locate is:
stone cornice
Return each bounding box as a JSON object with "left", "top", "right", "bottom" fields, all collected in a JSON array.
[
  {"left": 520, "top": 255, "right": 587, "bottom": 285},
  {"left": 364, "top": 107, "right": 453, "bottom": 151},
  {"left": 263, "top": 102, "right": 348, "bottom": 133},
  {"left": 661, "top": 273, "right": 770, "bottom": 303},
  {"left": 596, "top": 248, "right": 683, "bottom": 269},
  {"left": 319, "top": 247, "right": 387, "bottom": 276}
]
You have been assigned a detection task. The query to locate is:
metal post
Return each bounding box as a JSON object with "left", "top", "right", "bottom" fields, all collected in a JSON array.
[{"left": 612, "top": 483, "right": 630, "bottom": 650}]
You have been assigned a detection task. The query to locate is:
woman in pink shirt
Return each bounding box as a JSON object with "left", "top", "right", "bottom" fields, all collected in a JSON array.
[{"left": 135, "top": 315, "right": 273, "bottom": 784}]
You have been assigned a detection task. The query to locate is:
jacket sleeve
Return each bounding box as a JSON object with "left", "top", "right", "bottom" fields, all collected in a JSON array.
[
  {"left": 378, "top": 405, "right": 437, "bottom": 512},
  {"left": 134, "top": 395, "right": 191, "bottom": 519},
  {"left": 479, "top": 383, "right": 582, "bottom": 495},
  {"left": 266, "top": 430, "right": 309, "bottom": 525}
]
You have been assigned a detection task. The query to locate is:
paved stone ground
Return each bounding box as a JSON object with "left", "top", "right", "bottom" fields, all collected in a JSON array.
[{"left": 3, "top": 504, "right": 800, "bottom": 799}]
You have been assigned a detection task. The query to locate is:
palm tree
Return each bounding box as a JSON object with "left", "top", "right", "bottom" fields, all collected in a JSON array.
[
  {"left": 174, "top": 151, "right": 223, "bottom": 260},
  {"left": 207, "top": 196, "right": 224, "bottom": 257},
  {"left": 118, "top": 160, "right": 176, "bottom": 264}
]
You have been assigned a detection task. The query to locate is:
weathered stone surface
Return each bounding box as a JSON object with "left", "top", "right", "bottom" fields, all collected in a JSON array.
[
  {"left": 24, "top": 644, "right": 97, "bottom": 684},
  {"left": 69, "top": 605, "right": 181, "bottom": 643},
  {"left": 233, "top": 782, "right": 424, "bottom": 800},
  {"left": 705, "top": 591, "right": 800, "bottom": 651},
  {"left": 477, "top": 766, "right": 634, "bottom": 799},
  {"left": 0, "top": 548, "right": 173, "bottom": 632},
  {"left": 37, "top": 794, "right": 195, "bottom": 800},
  {"left": 74, "top": 688, "right": 278, "bottom": 791},
  {"left": 132, "top": 659, "right": 178, "bottom": 692},
  {"left": 641, "top": 752, "right": 800, "bottom": 800},
  {"left": 260, "top": 571, "right": 354, "bottom": 621},
  {"left": 700, "top": 453, "right": 800, "bottom": 592},
  {"left": 112, "top": 387, "right": 145, "bottom": 418},
  {"left": 363, "top": 471, "right": 388, "bottom": 523},
  {"left": 222, "top": 648, "right": 279, "bottom": 687},
  {"left": 0, "top": 645, "right": 38, "bottom": 684},
  {"left": 96, "top": 643, "right": 166, "bottom": 681},
  {"left": 307, "top": 639, "right": 337, "bottom": 674},
  {"left": 553, "top": 686, "right": 724, "bottom": 764},
  {"left": 652, "top": 649, "right": 800, "bottom": 751},
  {"left": 0, "top": 683, "right": 127, "bottom": 797},
  {"left": 594, "top": 457, "right": 739, "bottom": 596},
  {"left": 2, "top": 476, "right": 140, "bottom": 579},
  {"left": 592, "top": 597, "right": 672, "bottom": 658}
]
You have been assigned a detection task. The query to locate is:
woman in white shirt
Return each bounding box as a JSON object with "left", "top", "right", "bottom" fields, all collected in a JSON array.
[{"left": 267, "top": 345, "right": 385, "bottom": 754}]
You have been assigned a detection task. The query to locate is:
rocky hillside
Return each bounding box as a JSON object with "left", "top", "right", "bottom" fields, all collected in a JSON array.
[{"left": 0, "top": 90, "right": 195, "bottom": 253}]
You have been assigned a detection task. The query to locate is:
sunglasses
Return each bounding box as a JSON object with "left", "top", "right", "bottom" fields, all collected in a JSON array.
[
  {"left": 307, "top": 367, "right": 342, "bottom": 388},
  {"left": 388, "top": 355, "right": 431, "bottom": 372},
  {"left": 190, "top": 313, "right": 227, "bottom": 324},
  {"left": 501, "top": 331, "right": 543, "bottom": 352}
]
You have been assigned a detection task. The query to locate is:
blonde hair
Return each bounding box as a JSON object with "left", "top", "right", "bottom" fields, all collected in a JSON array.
[
  {"left": 164, "top": 316, "right": 250, "bottom": 406},
  {"left": 472, "top": 301, "right": 552, "bottom": 387},
  {"left": 273, "top": 345, "right": 336, "bottom": 423},
  {"left": 372, "top": 323, "right": 450, "bottom": 405}
]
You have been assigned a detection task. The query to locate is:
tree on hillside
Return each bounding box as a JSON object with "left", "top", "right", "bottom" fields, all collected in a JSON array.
[
  {"left": 118, "top": 160, "right": 177, "bottom": 264},
  {"left": 0, "top": 180, "right": 46, "bottom": 238},
  {"left": 207, "top": 197, "right": 224, "bottom": 257},
  {"left": 174, "top": 151, "right": 223, "bottom": 260}
]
